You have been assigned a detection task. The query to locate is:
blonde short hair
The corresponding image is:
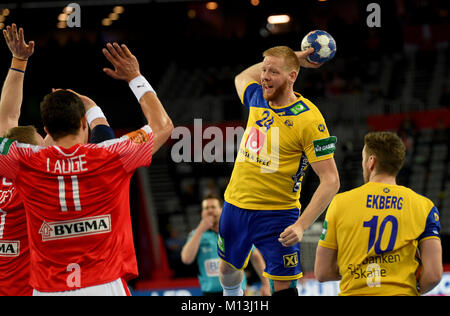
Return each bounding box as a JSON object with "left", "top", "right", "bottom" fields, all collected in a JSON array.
[
  {"left": 3, "top": 125, "right": 40, "bottom": 145},
  {"left": 263, "top": 46, "right": 300, "bottom": 73}
]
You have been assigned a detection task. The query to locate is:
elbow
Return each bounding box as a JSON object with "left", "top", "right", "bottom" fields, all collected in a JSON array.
[
  {"left": 334, "top": 176, "right": 340, "bottom": 194},
  {"left": 160, "top": 118, "right": 174, "bottom": 143},
  {"left": 180, "top": 251, "right": 194, "bottom": 265},
  {"left": 428, "top": 269, "right": 443, "bottom": 288},
  {"left": 329, "top": 172, "right": 340, "bottom": 194},
  {"left": 314, "top": 269, "right": 329, "bottom": 283}
]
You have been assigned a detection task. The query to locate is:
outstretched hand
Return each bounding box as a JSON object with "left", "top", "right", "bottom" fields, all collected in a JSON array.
[
  {"left": 3, "top": 24, "right": 35, "bottom": 60},
  {"left": 295, "top": 48, "right": 322, "bottom": 69},
  {"left": 102, "top": 43, "right": 141, "bottom": 82}
]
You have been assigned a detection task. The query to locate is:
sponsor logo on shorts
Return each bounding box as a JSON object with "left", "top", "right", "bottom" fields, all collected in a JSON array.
[
  {"left": 218, "top": 234, "right": 225, "bottom": 253},
  {"left": 0, "top": 240, "right": 20, "bottom": 257},
  {"left": 39, "top": 215, "right": 111, "bottom": 241},
  {"left": 283, "top": 252, "right": 298, "bottom": 268}
]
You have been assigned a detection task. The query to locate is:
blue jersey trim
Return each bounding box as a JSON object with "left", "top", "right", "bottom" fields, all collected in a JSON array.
[
  {"left": 243, "top": 82, "right": 310, "bottom": 116},
  {"left": 418, "top": 206, "right": 441, "bottom": 241}
]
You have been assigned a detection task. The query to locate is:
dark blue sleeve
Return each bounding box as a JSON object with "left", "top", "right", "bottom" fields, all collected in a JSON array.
[
  {"left": 418, "top": 206, "right": 441, "bottom": 242},
  {"left": 242, "top": 82, "right": 262, "bottom": 109},
  {"left": 89, "top": 125, "right": 115, "bottom": 144}
]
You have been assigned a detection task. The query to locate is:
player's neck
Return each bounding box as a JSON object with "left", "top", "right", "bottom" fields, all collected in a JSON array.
[
  {"left": 369, "top": 172, "right": 397, "bottom": 185},
  {"left": 269, "top": 92, "right": 298, "bottom": 108},
  {"left": 54, "top": 133, "right": 86, "bottom": 149}
]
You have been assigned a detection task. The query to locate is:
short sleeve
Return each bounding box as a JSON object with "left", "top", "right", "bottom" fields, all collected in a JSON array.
[
  {"left": 0, "top": 138, "right": 22, "bottom": 181},
  {"left": 418, "top": 206, "right": 441, "bottom": 242},
  {"left": 302, "top": 118, "right": 337, "bottom": 164},
  {"left": 98, "top": 125, "right": 154, "bottom": 173},
  {"left": 90, "top": 125, "right": 115, "bottom": 144},
  {"left": 241, "top": 81, "right": 261, "bottom": 108}
]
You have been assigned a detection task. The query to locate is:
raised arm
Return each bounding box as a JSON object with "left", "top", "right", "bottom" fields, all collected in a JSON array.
[
  {"left": 102, "top": 43, "right": 173, "bottom": 153},
  {"left": 0, "top": 24, "right": 35, "bottom": 136},
  {"left": 234, "top": 47, "right": 318, "bottom": 100}
]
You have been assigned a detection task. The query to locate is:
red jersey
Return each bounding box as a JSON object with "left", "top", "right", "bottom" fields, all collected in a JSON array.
[
  {"left": 0, "top": 177, "right": 32, "bottom": 296},
  {"left": 0, "top": 126, "right": 153, "bottom": 292}
]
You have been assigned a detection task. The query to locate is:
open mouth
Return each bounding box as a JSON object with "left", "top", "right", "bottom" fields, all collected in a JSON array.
[{"left": 263, "top": 84, "right": 274, "bottom": 92}]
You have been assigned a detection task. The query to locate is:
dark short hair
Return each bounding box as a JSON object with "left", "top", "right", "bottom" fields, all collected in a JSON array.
[
  {"left": 202, "top": 194, "right": 223, "bottom": 207},
  {"left": 3, "top": 125, "right": 40, "bottom": 145},
  {"left": 364, "top": 131, "right": 406, "bottom": 176},
  {"left": 40, "top": 90, "right": 85, "bottom": 141}
]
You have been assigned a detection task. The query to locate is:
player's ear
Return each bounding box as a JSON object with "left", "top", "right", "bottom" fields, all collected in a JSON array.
[
  {"left": 369, "top": 155, "right": 376, "bottom": 171},
  {"left": 289, "top": 70, "right": 298, "bottom": 83},
  {"left": 81, "top": 118, "right": 88, "bottom": 130}
]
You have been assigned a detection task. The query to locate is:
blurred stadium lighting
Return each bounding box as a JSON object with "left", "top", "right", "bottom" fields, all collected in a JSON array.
[
  {"left": 113, "top": 5, "right": 125, "bottom": 14},
  {"left": 205, "top": 2, "right": 218, "bottom": 11},
  {"left": 102, "top": 18, "right": 112, "bottom": 26},
  {"left": 267, "top": 14, "right": 290, "bottom": 24},
  {"left": 109, "top": 12, "right": 119, "bottom": 21}
]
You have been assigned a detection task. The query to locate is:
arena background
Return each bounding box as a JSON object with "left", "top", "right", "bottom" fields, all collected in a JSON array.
[{"left": 0, "top": 0, "right": 449, "bottom": 296}]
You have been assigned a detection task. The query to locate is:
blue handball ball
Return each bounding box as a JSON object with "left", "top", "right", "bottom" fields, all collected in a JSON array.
[{"left": 301, "top": 30, "right": 337, "bottom": 64}]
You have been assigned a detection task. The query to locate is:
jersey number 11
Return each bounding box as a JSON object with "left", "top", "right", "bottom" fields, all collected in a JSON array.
[{"left": 58, "top": 175, "right": 81, "bottom": 212}]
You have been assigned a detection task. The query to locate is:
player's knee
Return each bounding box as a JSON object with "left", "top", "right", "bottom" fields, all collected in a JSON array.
[{"left": 219, "top": 260, "right": 238, "bottom": 275}]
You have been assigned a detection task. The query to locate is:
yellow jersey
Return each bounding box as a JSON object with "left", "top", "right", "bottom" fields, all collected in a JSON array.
[
  {"left": 224, "top": 81, "right": 336, "bottom": 210},
  {"left": 319, "top": 182, "right": 441, "bottom": 296}
]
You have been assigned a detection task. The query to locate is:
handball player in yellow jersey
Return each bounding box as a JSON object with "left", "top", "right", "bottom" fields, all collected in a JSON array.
[
  {"left": 217, "top": 47, "right": 340, "bottom": 296},
  {"left": 315, "top": 131, "right": 442, "bottom": 295}
]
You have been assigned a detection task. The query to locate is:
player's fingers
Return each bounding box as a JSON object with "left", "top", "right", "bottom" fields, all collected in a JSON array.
[
  {"left": 18, "top": 28, "right": 24, "bottom": 43},
  {"left": 279, "top": 234, "right": 297, "bottom": 247},
  {"left": 11, "top": 24, "right": 19, "bottom": 41},
  {"left": 297, "top": 47, "right": 314, "bottom": 58},
  {"left": 107, "top": 42, "right": 122, "bottom": 60},
  {"left": 2, "top": 29, "right": 8, "bottom": 42},
  {"left": 102, "top": 47, "right": 118, "bottom": 65},
  {"left": 121, "top": 44, "right": 133, "bottom": 58},
  {"left": 112, "top": 42, "right": 126, "bottom": 59},
  {"left": 103, "top": 68, "right": 120, "bottom": 80},
  {"left": 28, "top": 40, "right": 35, "bottom": 51},
  {"left": 5, "top": 25, "right": 13, "bottom": 42}
]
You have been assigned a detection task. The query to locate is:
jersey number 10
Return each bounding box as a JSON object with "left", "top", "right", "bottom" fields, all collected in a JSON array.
[{"left": 363, "top": 215, "right": 398, "bottom": 255}]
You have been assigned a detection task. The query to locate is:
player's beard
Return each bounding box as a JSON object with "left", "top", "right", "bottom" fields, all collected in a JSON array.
[{"left": 263, "top": 79, "right": 288, "bottom": 102}]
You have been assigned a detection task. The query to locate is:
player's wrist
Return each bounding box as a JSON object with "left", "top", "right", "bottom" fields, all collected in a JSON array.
[
  {"left": 10, "top": 56, "right": 27, "bottom": 72},
  {"left": 128, "top": 75, "right": 156, "bottom": 102},
  {"left": 85, "top": 106, "right": 107, "bottom": 126}
]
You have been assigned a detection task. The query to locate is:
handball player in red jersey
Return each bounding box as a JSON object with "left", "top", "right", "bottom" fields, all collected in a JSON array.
[
  {"left": 0, "top": 42, "right": 173, "bottom": 295},
  {"left": 0, "top": 24, "right": 115, "bottom": 296}
]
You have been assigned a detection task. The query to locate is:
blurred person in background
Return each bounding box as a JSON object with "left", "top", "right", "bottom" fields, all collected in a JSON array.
[{"left": 181, "top": 194, "right": 270, "bottom": 296}]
